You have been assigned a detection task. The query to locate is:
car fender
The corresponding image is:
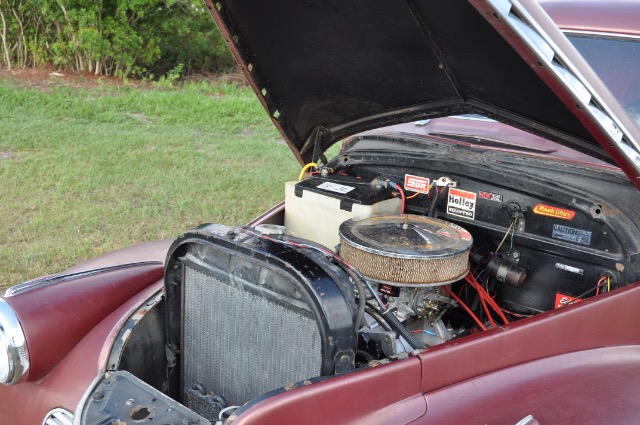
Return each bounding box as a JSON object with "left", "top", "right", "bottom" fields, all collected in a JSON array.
[{"left": 0, "top": 263, "right": 164, "bottom": 425}]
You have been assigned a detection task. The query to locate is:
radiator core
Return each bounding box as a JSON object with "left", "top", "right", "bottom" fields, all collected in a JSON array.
[{"left": 183, "top": 265, "right": 322, "bottom": 408}]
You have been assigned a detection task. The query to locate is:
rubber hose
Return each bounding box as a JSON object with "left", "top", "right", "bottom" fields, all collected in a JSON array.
[{"left": 381, "top": 310, "right": 425, "bottom": 350}]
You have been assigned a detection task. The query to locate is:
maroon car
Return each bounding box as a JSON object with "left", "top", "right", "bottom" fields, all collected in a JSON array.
[{"left": 2, "top": 1, "right": 640, "bottom": 424}]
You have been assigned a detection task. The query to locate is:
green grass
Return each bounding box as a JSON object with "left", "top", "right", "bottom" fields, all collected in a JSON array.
[{"left": 0, "top": 80, "right": 301, "bottom": 289}]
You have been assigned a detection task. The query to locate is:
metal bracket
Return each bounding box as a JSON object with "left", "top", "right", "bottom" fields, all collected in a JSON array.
[{"left": 300, "top": 125, "right": 332, "bottom": 163}]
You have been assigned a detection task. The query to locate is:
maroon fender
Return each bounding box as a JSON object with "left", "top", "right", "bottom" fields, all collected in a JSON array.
[
  {"left": 3, "top": 263, "right": 164, "bottom": 382},
  {"left": 63, "top": 239, "right": 172, "bottom": 274},
  {"left": 0, "top": 278, "right": 163, "bottom": 425},
  {"left": 421, "top": 345, "right": 640, "bottom": 424},
  {"left": 230, "top": 355, "right": 426, "bottom": 425},
  {"left": 417, "top": 280, "right": 640, "bottom": 393}
]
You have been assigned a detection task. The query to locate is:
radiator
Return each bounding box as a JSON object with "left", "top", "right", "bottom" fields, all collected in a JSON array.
[
  {"left": 164, "top": 224, "right": 356, "bottom": 420},
  {"left": 183, "top": 265, "right": 321, "bottom": 407}
]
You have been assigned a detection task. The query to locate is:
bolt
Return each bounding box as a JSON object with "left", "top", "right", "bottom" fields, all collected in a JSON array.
[{"left": 92, "top": 392, "right": 105, "bottom": 401}]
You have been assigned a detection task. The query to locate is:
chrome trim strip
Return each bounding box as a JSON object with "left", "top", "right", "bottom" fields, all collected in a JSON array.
[
  {"left": 488, "top": 0, "right": 640, "bottom": 177},
  {"left": 564, "top": 30, "right": 640, "bottom": 42},
  {"left": 43, "top": 408, "right": 74, "bottom": 425},
  {"left": 4, "top": 261, "right": 163, "bottom": 297},
  {"left": 0, "top": 298, "right": 29, "bottom": 385}
]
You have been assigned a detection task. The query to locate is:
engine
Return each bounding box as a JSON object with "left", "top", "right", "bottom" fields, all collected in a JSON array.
[
  {"left": 153, "top": 167, "right": 634, "bottom": 423},
  {"left": 338, "top": 214, "right": 473, "bottom": 354}
]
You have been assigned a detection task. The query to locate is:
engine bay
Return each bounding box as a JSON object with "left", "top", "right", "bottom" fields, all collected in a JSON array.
[
  {"left": 275, "top": 131, "right": 640, "bottom": 360},
  {"left": 91, "top": 132, "right": 640, "bottom": 424}
]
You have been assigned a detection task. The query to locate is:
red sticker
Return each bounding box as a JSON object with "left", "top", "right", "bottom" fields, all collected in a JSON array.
[
  {"left": 478, "top": 191, "right": 503, "bottom": 202},
  {"left": 555, "top": 293, "right": 581, "bottom": 309},
  {"left": 533, "top": 204, "right": 575, "bottom": 220},
  {"left": 404, "top": 174, "right": 430, "bottom": 194}
]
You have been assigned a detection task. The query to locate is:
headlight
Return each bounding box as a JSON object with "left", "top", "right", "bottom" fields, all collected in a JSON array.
[{"left": 0, "top": 298, "right": 29, "bottom": 385}]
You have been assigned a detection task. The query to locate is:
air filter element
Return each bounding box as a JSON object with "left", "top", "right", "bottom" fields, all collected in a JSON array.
[{"left": 339, "top": 214, "right": 473, "bottom": 286}]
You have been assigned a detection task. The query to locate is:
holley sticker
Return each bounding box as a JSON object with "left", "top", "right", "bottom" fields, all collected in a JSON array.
[
  {"left": 533, "top": 204, "right": 575, "bottom": 220},
  {"left": 447, "top": 188, "right": 476, "bottom": 220},
  {"left": 404, "top": 174, "right": 430, "bottom": 194}
]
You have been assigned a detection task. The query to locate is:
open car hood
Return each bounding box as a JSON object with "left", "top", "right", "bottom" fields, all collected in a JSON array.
[{"left": 206, "top": 0, "right": 640, "bottom": 189}]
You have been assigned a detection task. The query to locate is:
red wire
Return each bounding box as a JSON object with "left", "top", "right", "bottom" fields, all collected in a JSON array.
[
  {"left": 444, "top": 286, "right": 488, "bottom": 331},
  {"left": 478, "top": 289, "right": 497, "bottom": 329},
  {"left": 595, "top": 276, "right": 607, "bottom": 296},
  {"left": 393, "top": 184, "right": 406, "bottom": 214},
  {"left": 468, "top": 274, "right": 510, "bottom": 324},
  {"left": 465, "top": 273, "right": 510, "bottom": 325}
]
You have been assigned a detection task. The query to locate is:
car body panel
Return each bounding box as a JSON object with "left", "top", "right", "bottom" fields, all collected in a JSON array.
[
  {"left": 63, "top": 239, "right": 173, "bottom": 274},
  {"left": 422, "top": 345, "right": 640, "bottom": 424},
  {"left": 3, "top": 1, "right": 640, "bottom": 424},
  {"left": 378, "top": 117, "right": 615, "bottom": 166},
  {"left": 229, "top": 355, "right": 426, "bottom": 425},
  {"left": 541, "top": 0, "right": 640, "bottom": 37},
  {"left": 0, "top": 265, "right": 163, "bottom": 425},
  {"left": 224, "top": 282, "right": 640, "bottom": 424}
]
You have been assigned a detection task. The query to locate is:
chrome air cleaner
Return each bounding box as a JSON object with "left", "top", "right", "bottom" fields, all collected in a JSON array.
[{"left": 339, "top": 214, "right": 473, "bottom": 286}]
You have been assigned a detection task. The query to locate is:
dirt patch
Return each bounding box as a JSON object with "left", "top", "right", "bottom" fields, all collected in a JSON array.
[
  {"left": 0, "top": 151, "right": 13, "bottom": 161},
  {"left": 0, "top": 67, "right": 136, "bottom": 91},
  {"left": 0, "top": 67, "right": 248, "bottom": 91}
]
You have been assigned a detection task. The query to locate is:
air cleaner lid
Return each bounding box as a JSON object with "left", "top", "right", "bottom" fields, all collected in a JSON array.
[
  {"left": 339, "top": 215, "right": 473, "bottom": 286},
  {"left": 339, "top": 214, "right": 472, "bottom": 259}
]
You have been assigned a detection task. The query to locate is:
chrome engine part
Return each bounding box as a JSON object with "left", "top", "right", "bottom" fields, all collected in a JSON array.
[
  {"left": 338, "top": 214, "right": 473, "bottom": 352},
  {"left": 339, "top": 214, "right": 473, "bottom": 286}
]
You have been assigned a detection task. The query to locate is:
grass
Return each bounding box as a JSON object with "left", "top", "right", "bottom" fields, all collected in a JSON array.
[{"left": 0, "top": 80, "right": 301, "bottom": 289}]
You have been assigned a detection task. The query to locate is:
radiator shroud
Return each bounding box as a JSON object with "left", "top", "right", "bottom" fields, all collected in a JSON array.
[{"left": 164, "top": 225, "right": 356, "bottom": 418}]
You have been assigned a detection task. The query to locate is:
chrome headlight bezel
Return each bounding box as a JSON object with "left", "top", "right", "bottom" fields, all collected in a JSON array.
[{"left": 0, "top": 298, "right": 29, "bottom": 385}]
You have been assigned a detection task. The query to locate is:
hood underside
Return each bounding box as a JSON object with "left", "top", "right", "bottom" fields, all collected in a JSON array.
[{"left": 206, "top": 0, "right": 640, "bottom": 185}]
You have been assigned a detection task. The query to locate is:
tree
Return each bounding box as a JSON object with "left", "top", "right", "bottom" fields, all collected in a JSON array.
[{"left": 0, "top": 0, "right": 234, "bottom": 78}]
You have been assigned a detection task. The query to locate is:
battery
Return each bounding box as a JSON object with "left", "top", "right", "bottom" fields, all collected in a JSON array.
[{"left": 284, "top": 175, "right": 401, "bottom": 250}]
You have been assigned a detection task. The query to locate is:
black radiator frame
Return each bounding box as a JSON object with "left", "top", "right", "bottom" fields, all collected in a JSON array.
[{"left": 164, "top": 224, "right": 357, "bottom": 403}]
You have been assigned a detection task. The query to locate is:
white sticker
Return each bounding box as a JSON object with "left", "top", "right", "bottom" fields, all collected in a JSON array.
[
  {"left": 317, "top": 182, "right": 355, "bottom": 194},
  {"left": 555, "top": 263, "right": 584, "bottom": 275},
  {"left": 447, "top": 187, "right": 477, "bottom": 220}
]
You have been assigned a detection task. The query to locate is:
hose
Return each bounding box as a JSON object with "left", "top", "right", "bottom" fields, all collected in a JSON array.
[
  {"left": 365, "top": 304, "right": 392, "bottom": 332},
  {"left": 381, "top": 309, "right": 425, "bottom": 350}
]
